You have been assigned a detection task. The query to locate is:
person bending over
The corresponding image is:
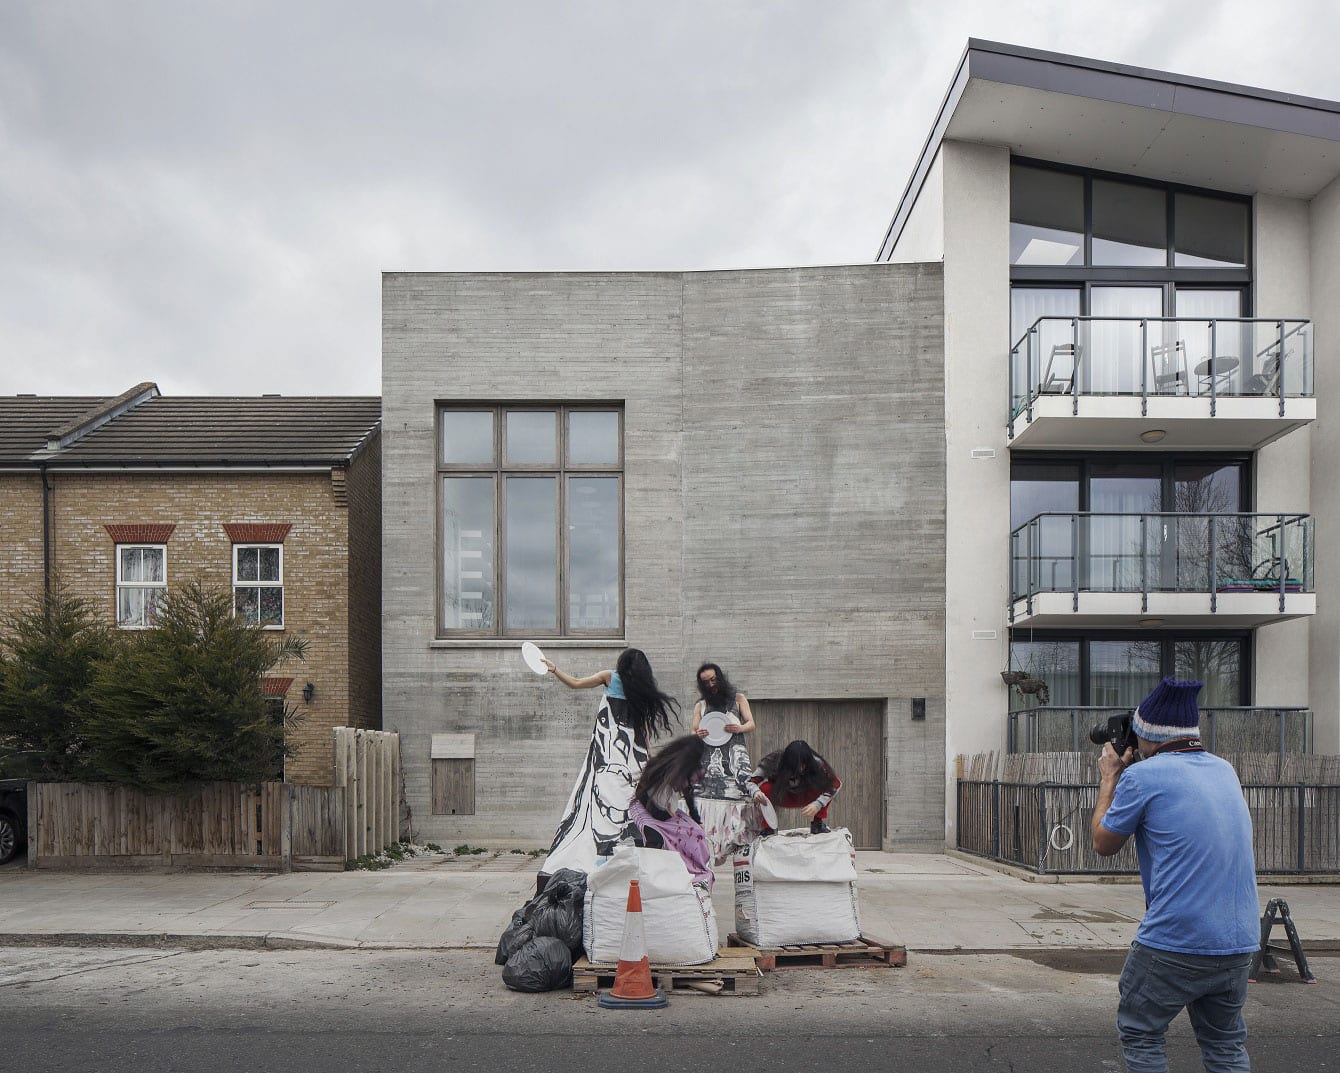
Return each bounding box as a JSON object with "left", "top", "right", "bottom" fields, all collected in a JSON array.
[
  {"left": 747, "top": 739, "right": 841, "bottom": 835},
  {"left": 620, "top": 735, "right": 714, "bottom": 891}
]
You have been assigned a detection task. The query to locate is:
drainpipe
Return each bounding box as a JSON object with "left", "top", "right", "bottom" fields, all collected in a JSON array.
[{"left": 40, "top": 463, "right": 51, "bottom": 596}]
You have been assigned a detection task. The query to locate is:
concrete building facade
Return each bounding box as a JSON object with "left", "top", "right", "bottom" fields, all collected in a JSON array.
[
  {"left": 382, "top": 266, "right": 947, "bottom": 849},
  {"left": 383, "top": 42, "right": 1340, "bottom": 849}
]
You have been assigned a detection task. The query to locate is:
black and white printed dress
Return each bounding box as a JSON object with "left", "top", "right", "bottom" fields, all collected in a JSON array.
[
  {"left": 695, "top": 699, "right": 759, "bottom": 866},
  {"left": 540, "top": 683, "right": 648, "bottom": 877}
]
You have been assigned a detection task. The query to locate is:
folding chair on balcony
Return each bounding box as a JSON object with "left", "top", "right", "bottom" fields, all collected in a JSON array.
[
  {"left": 1151, "top": 341, "right": 1189, "bottom": 395},
  {"left": 1039, "top": 342, "right": 1081, "bottom": 395}
]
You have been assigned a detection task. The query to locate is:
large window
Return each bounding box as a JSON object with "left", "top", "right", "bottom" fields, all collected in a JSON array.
[
  {"left": 1008, "top": 631, "right": 1248, "bottom": 709},
  {"left": 116, "top": 544, "right": 166, "bottom": 629},
  {"left": 437, "top": 405, "right": 623, "bottom": 637},
  {"left": 234, "top": 544, "right": 284, "bottom": 628},
  {"left": 1010, "top": 162, "right": 1249, "bottom": 271}
]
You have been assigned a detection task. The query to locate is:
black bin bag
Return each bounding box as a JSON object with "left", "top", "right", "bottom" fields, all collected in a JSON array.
[{"left": 502, "top": 936, "right": 573, "bottom": 993}]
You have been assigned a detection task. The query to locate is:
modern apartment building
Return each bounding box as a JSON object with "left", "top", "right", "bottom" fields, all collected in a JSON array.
[
  {"left": 383, "top": 41, "right": 1340, "bottom": 847},
  {"left": 879, "top": 41, "right": 1340, "bottom": 833}
]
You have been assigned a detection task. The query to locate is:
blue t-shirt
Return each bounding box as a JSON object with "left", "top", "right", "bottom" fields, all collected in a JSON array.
[
  {"left": 1101, "top": 751, "right": 1258, "bottom": 955},
  {"left": 605, "top": 670, "right": 625, "bottom": 699}
]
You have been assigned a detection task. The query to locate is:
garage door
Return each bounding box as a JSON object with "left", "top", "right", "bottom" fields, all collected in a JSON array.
[{"left": 746, "top": 699, "right": 884, "bottom": 849}]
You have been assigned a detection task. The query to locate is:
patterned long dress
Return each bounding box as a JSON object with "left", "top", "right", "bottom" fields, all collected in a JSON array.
[
  {"left": 695, "top": 700, "right": 759, "bottom": 865},
  {"left": 540, "top": 693, "right": 648, "bottom": 877}
]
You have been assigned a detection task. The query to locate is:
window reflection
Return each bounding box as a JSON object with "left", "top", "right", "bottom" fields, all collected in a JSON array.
[
  {"left": 568, "top": 411, "right": 620, "bottom": 465},
  {"left": 1091, "top": 180, "right": 1167, "bottom": 266},
  {"left": 504, "top": 477, "right": 557, "bottom": 629},
  {"left": 441, "top": 411, "right": 494, "bottom": 465},
  {"left": 1174, "top": 194, "right": 1248, "bottom": 268},
  {"left": 1010, "top": 165, "right": 1084, "bottom": 266},
  {"left": 568, "top": 477, "right": 620, "bottom": 629},
  {"left": 442, "top": 476, "right": 495, "bottom": 630},
  {"left": 505, "top": 411, "right": 557, "bottom": 465}
]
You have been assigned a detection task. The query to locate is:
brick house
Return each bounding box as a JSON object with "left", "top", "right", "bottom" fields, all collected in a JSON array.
[{"left": 0, "top": 382, "right": 382, "bottom": 785}]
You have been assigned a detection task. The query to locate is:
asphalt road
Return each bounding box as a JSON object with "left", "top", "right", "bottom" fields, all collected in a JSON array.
[{"left": 1, "top": 946, "right": 1337, "bottom": 1072}]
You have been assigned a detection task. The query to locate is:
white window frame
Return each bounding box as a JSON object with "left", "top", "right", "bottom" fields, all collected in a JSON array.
[
  {"left": 232, "top": 543, "right": 285, "bottom": 630},
  {"left": 115, "top": 544, "right": 167, "bottom": 630}
]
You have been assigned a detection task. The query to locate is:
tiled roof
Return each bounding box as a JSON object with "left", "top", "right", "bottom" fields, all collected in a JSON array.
[
  {"left": 0, "top": 391, "right": 380, "bottom": 468},
  {"left": 0, "top": 397, "right": 107, "bottom": 463}
]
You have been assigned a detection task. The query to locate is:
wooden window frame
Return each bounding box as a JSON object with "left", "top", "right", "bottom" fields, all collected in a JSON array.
[{"left": 435, "top": 403, "right": 625, "bottom": 639}]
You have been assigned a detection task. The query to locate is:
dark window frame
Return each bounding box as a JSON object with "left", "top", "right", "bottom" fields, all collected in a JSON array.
[
  {"left": 1008, "top": 627, "right": 1253, "bottom": 706},
  {"left": 435, "top": 402, "right": 625, "bottom": 640},
  {"left": 1011, "top": 451, "right": 1254, "bottom": 518},
  {"left": 1009, "top": 157, "right": 1252, "bottom": 293}
]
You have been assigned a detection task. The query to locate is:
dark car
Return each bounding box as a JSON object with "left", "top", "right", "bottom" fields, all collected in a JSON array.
[{"left": 0, "top": 780, "right": 27, "bottom": 865}]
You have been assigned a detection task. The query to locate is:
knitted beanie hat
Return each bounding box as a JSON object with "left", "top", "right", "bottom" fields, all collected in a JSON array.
[{"left": 1132, "top": 677, "right": 1203, "bottom": 743}]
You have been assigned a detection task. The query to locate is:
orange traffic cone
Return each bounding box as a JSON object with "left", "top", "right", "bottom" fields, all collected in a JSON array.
[{"left": 598, "top": 879, "right": 668, "bottom": 1009}]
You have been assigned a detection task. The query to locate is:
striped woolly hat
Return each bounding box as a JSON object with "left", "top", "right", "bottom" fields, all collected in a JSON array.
[{"left": 1132, "top": 677, "right": 1203, "bottom": 743}]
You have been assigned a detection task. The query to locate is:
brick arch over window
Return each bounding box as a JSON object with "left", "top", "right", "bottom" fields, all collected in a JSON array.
[
  {"left": 104, "top": 524, "right": 175, "bottom": 543},
  {"left": 222, "top": 523, "right": 292, "bottom": 543}
]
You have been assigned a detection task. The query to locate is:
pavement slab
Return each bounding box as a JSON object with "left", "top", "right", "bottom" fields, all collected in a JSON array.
[{"left": 0, "top": 852, "right": 1337, "bottom": 953}]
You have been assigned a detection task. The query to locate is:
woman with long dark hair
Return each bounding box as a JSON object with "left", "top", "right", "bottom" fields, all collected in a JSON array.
[
  {"left": 689, "top": 661, "right": 759, "bottom": 864},
  {"left": 537, "top": 647, "right": 679, "bottom": 884},
  {"left": 621, "top": 735, "right": 714, "bottom": 890},
  {"left": 747, "top": 739, "right": 842, "bottom": 835}
]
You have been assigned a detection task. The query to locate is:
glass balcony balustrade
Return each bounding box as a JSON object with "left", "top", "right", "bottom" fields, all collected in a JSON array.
[
  {"left": 1009, "top": 512, "right": 1313, "bottom": 608},
  {"left": 1009, "top": 317, "right": 1313, "bottom": 423}
]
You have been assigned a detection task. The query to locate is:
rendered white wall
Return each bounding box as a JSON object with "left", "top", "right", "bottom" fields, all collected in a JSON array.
[
  {"left": 1309, "top": 175, "right": 1340, "bottom": 752},
  {"left": 1253, "top": 195, "right": 1313, "bottom": 709},
  {"left": 939, "top": 140, "right": 1012, "bottom": 841},
  {"left": 886, "top": 150, "right": 945, "bottom": 264}
]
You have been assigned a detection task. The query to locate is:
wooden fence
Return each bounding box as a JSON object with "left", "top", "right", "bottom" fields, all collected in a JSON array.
[
  {"left": 27, "top": 781, "right": 346, "bottom": 872},
  {"left": 333, "top": 727, "right": 401, "bottom": 861},
  {"left": 956, "top": 752, "right": 1340, "bottom": 875}
]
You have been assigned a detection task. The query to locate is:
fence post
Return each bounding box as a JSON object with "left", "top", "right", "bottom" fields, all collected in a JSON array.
[
  {"left": 991, "top": 781, "right": 1001, "bottom": 861},
  {"left": 1297, "top": 784, "right": 1306, "bottom": 873},
  {"left": 1038, "top": 785, "right": 1048, "bottom": 874},
  {"left": 280, "top": 782, "right": 293, "bottom": 873}
]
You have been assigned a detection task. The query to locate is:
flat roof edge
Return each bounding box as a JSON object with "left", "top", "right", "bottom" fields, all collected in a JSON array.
[{"left": 877, "top": 40, "right": 1340, "bottom": 262}]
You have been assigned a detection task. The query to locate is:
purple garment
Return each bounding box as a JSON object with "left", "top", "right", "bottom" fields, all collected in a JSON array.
[{"left": 628, "top": 800, "right": 715, "bottom": 890}]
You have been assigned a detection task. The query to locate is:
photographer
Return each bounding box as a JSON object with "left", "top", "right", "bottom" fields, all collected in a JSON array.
[{"left": 1090, "top": 678, "right": 1259, "bottom": 1073}]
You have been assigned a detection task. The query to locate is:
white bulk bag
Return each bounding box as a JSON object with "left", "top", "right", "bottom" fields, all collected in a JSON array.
[
  {"left": 583, "top": 843, "right": 718, "bottom": 966},
  {"left": 734, "top": 827, "right": 861, "bottom": 948}
]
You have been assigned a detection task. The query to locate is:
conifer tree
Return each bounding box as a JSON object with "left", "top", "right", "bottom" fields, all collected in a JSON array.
[
  {"left": 84, "top": 580, "right": 306, "bottom": 792},
  {"left": 0, "top": 586, "right": 116, "bottom": 779}
]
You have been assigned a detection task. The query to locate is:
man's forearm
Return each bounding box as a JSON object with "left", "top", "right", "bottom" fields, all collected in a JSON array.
[{"left": 1091, "top": 774, "right": 1125, "bottom": 855}]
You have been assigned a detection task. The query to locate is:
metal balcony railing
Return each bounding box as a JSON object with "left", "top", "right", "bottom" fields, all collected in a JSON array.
[
  {"left": 1007, "top": 706, "right": 1313, "bottom": 755},
  {"left": 1009, "top": 512, "right": 1313, "bottom": 616},
  {"left": 1008, "top": 316, "right": 1313, "bottom": 430}
]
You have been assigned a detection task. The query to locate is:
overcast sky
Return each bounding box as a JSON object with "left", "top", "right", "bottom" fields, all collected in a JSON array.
[{"left": 1, "top": 0, "right": 1336, "bottom": 398}]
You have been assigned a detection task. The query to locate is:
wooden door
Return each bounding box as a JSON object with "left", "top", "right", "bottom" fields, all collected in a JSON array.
[{"left": 747, "top": 699, "right": 884, "bottom": 848}]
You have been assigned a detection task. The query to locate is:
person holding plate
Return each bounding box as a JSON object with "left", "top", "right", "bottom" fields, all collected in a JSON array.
[
  {"left": 689, "top": 662, "right": 759, "bottom": 864},
  {"left": 536, "top": 647, "right": 679, "bottom": 890},
  {"left": 747, "top": 739, "right": 842, "bottom": 835}
]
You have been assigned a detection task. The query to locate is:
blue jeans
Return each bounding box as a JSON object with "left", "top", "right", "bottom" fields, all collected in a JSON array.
[{"left": 1117, "top": 941, "right": 1253, "bottom": 1072}]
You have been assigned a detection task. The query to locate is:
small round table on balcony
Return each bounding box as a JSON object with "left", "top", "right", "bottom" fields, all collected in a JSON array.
[{"left": 1195, "top": 355, "right": 1239, "bottom": 393}]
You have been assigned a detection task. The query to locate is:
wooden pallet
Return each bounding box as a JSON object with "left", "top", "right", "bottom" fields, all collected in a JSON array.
[
  {"left": 726, "top": 933, "right": 907, "bottom": 972},
  {"left": 572, "top": 954, "right": 761, "bottom": 996}
]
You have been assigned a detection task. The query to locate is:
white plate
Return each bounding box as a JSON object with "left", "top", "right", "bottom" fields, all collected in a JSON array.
[
  {"left": 756, "top": 797, "right": 778, "bottom": 830},
  {"left": 698, "top": 710, "right": 733, "bottom": 746},
  {"left": 520, "top": 641, "right": 548, "bottom": 675}
]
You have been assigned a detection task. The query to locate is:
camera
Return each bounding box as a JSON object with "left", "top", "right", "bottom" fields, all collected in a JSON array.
[{"left": 1089, "top": 712, "right": 1139, "bottom": 756}]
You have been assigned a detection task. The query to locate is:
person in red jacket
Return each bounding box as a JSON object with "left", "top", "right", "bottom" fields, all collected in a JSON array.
[{"left": 747, "top": 740, "right": 841, "bottom": 835}]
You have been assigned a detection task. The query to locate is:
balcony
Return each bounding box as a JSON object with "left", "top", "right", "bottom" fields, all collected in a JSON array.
[
  {"left": 1008, "top": 317, "right": 1314, "bottom": 450},
  {"left": 1008, "top": 706, "right": 1313, "bottom": 756},
  {"left": 1009, "top": 512, "right": 1315, "bottom": 626}
]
